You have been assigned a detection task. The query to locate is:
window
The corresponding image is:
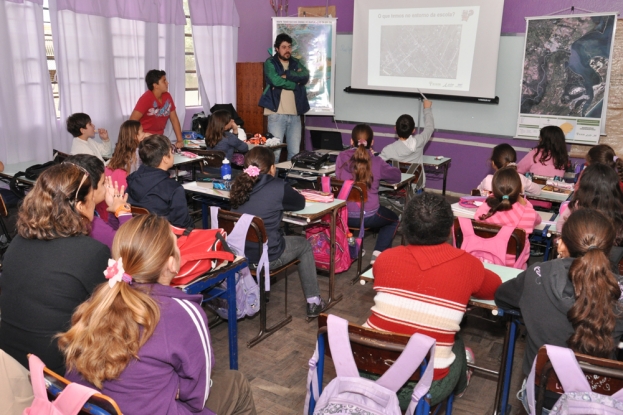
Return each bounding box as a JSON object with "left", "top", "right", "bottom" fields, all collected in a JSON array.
[
  {"left": 183, "top": 0, "right": 201, "bottom": 107},
  {"left": 42, "top": 1, "right": 60, "bottom": 118}
]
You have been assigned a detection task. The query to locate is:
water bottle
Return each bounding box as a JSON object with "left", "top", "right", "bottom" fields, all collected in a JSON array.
[
  {"left": 347, "top": 232, "right": 357, "bottom": 259},
  {"left": 221, "top": 158, "right": 232, "bottom": 180}
]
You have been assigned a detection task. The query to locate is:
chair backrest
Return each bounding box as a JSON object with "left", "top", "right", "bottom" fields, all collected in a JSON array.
[
  {"left": 53, "top": 149, "right": 70, "bottom": 163},
  {"left": 0, "top": 193, "right": 8, "bottom": 217},
  {"left": 43, "top": 364, "right": 122, "bottom": 415},
  {"left": 215, "top": 209, "right": 267, "bottom": 245},
  {"left": 130, "top": 206, "right": 150, "bottom": 216},
  {"left": 317, "top": 177, "right": 368, "bottom": 204},
  {"left": 317, "top": 313, "right": 424, "bottom": 382},
  {"left": 534, "top": 346, "right": 623, "bottom": 397},
  {"left": 195, "top": 150, "right": 226, "bottom": 168},
  {"left": 453, "top": 217, "right": 526, "bottom": 261}
]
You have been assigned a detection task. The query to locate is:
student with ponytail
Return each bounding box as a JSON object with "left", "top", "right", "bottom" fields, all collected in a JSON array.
[
  {"left": 474, "top": 167, "right": 541, "bottom": 268},
  {"left": 335, "top": 124, "right": 401, "bottom": 264},
  {"left": 477, "top": 143, "right": 541, "bottom": 196},
  {"left": 230, "top": 146, "right": 325, "bottom": 318},
  {"left": 495, "top": 209, "right": 623, "bottom": 413},
  {"left": 59, "top": 214, "right": 256, "bottom": 415}
]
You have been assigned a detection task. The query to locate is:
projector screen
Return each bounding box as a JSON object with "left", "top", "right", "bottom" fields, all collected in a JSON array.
[{"left": 351, "top": 0, "right": 505, "bottom": 100}]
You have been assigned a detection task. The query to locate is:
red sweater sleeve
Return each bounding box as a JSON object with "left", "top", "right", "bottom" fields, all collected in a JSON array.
[{"left": 473, "top": 268, "right": 503, "bottom": 300}]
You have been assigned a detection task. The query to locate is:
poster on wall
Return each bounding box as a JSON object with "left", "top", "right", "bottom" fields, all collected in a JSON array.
[
  {"left": 515, "top": 13, "right": 617, "bottom": 144},
  {"left": 272, "top": 17, "right": 337, "bottom": 115}
]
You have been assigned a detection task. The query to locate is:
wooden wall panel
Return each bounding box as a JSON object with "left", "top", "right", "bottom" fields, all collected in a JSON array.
[{"left": 236, "top": 62, "right": 266, "bottom": 136}]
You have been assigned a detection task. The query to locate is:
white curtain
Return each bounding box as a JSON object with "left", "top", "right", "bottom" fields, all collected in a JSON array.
[
  {"left": 0, "top": 0, "right": 57, "bottom": 163},
  {"left": 189, "top": 0, "right": 239, "bottom": 111},
  {"left": 49, "top": 0, "right": 186, "bottom": 149}
]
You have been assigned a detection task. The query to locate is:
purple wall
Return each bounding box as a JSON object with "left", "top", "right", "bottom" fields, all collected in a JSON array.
[{"left": 233, "top": 0, "right": 618, "bottom": 194}]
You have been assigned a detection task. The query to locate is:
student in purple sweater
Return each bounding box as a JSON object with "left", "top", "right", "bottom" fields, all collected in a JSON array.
[
  {"left": 60, "top": 214, "right": 256, "bottom": 415},
  {"left": 336, "top": 124, "right": 402, "bottom": 264},
  {"left": 65, "top": 155, "right": 132, "bottom": 250}
]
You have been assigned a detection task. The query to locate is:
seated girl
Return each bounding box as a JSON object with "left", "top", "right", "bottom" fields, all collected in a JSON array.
[
  {"left": 557, "top": 163, "right": 623, "bottom": 268},
  {"left": 96, "top": 120, "right": 145, "bottom": 220},
  {"left": 335, "top": 124, "right": 402, "bottom": 264},
  {"left": 517, "top": 125, "right": 568, "bottom": 177},
  {"left": 495, "top": 209, "right": 623, "bottom": 414},
  {"left": 475, "top": 167, "right": 541, "bottom": 269},
  {"left": 65, "top": 154, "right": 132, "bottom": 250},
  {"left": 366, "top": 193, "right": 502, "bottom": 409},
  {"left": 574, "top": 144, "right": 623, "bottom": 192},
  {"left": 477, "top": 143, "right": 541, "bottom": 196},
  {"left": 204, "top": 110, "right": 249, "bottom": 161},
  {"left": 59, "top": 214, "right": 256, "bottom": 415},
  {"left": 230, "top": 146, "right": 325, "bottom": 318},
  {"left": 0, "top": 164, "right": 109, "bottom": 373}
]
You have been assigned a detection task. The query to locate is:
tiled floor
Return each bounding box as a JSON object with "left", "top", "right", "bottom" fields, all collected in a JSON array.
[{"left": 205, "top": 209, "right": 532, "bottom": 415}]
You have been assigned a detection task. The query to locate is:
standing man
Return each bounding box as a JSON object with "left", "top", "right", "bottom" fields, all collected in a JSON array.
[
  {"left": 259, "top": 33, "right": 310, "bottom": 161},
  {"left": 131, "top": 69, "right": 184, "bottom": 149}
]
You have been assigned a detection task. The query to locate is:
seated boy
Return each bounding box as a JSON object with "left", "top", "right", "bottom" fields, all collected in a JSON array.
[
  {"left": 126, "top": 135, "right": 193, "bottom": 228},
  {"left": 67, "top": 113, "right": 112, "bottom": 162},
  {"left": 365, "top": 192, "right": 501, "bottom": 408},
  {"left": 379, "top": 100, "right": 434, "bottom": 164}
]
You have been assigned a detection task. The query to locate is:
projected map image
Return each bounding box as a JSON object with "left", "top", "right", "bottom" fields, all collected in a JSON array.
[
  {"left": 520, "top": 15, "right": 615, "bottom": 118},
  {"left": 379, "top": 25, "right": 461, "bottom": 78}
]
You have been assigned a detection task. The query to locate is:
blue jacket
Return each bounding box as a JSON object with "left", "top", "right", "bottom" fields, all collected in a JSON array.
[{"left": 258, "top": 54, "right": 310, "bottom": 115}]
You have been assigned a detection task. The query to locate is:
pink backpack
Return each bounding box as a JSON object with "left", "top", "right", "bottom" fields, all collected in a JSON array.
[
  {"left": 456, "top": 217, "right": 515, "bottom": 266},
  {"left": 306, "top": 178, "right": 362, "bottom": 273},
  {"left": 304, "top": 314, "right": 435, "bottom": 415},
  {"left": 526, "top": 345, "right": 623, "bottom": 414},
  {"left": 23, "top": 354, "right": 98, "bottom": 415}
]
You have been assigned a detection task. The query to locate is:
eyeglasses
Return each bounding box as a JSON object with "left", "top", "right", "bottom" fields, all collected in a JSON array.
[{"left": 62, "top": 162, "right": 90, "bottom": 203}]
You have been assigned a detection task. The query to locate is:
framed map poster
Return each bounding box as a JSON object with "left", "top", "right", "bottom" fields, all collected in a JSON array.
[
  {"left": 272, "top": 17, "right": 337, "bottom": 115},
  {"left": 516, "top": 13, "right": 617, "bottom": 144}
]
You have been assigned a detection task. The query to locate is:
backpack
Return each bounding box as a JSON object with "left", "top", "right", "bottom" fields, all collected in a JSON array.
[
  {"left": 304, "top": 314, "right": 436, "bottom": 415},
  {"left": 10, "top": 160, "right": 60, "bottom": 198},
  {"left": 170, "top": 226, "right": 235, "bottom": 286},
  {"left": 456, "top": 217, "right": 515, "bottom": 266},
  {"left": 306, "top": 178, "right": 363, "bottom": 272},
  {"left": 206, "top": 206, "right": 265, "bottom": 320},
  {"left": 525, "top": 345, "right": 623, "bottom": 415},
  {"left": 23, "top": 354, "right": 97, "bottom": 415}
]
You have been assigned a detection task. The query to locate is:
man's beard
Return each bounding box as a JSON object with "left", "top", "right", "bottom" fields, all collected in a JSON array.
[{"left": 277, "top": 51, "right": 291, "bottom": 61}]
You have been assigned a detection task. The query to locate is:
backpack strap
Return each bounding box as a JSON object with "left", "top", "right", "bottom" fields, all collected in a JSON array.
[
  {"left": 210, "top": 206, "right": 220, "bottom": 229},
  {"left": 458, "top": 217, "right": 475, "bottom": 237},
  {"left": 377, "top": 333, "right": 435, "bottom": 397},
  {"left": 304, "top": 341, "right": 321, "bottom": 415},
  {"left": 337, "top": 180, "right": 364, "bottom": 239},
  {"left": 327, "top": 314, "right": 359, "bottom": 377},
  {"left": 27, "top": 354, "right": 96, "bottom": 415}
]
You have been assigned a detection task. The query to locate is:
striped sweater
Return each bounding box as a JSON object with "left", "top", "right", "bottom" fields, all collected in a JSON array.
[
  {"left": 475, "top": 200, "right": 541, "bottom": 268},
  {"left": 366, "top": 244, "right": 502, "bottom": 380}
]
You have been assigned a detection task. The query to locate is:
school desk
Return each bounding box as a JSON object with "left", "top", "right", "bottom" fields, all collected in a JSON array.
[
  {"left": 172, "top": 153, "right": 205, "bottom": 181},
  {"left": 360, "top": 263, "right": 522, "bottom": 415},
  {"left": 182, "top": 181, "right": 347, "bottom": 311},
  {"left": 0, "top": 160, "right": 40, "bottom": 186},
  {"left": 422, "top": 155, "right": 452, "bottom": 195}
]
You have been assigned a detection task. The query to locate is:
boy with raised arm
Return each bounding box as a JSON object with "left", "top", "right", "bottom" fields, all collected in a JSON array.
[{"left": 380, "top": 100, "right": 434, "bottom": 164}]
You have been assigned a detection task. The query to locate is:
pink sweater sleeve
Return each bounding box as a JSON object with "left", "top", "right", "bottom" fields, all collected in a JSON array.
[{"left": 516, "top": 149, "right": 536, "bottom": 174}]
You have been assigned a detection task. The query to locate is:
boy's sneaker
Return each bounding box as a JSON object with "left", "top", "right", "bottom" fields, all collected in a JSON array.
[
  {"left": 370, "top": 250, "right": 381, "bottom": 265},
  {"left": 306, "top": 298, "right": 327, "bottom": 318}
]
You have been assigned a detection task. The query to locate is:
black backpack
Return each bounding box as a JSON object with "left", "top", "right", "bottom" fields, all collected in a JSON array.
[{"left": 10, "top": 160, "right": 60, "bottom": 197}]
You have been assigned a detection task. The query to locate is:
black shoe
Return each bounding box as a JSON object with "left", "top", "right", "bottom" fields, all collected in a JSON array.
[{"left": 306, "top": 299, "right": 326, "bottom": 318}]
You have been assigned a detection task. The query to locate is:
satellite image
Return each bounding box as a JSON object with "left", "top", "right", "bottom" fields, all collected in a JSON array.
[
  {"left": 379, "top": 25, "right": 462, "bottom": 78},
  {"left": 520, "top": 15, "right": 615, "bottom": 118}
]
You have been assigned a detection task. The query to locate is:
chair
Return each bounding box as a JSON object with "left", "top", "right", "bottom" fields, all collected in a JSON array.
[
  {"left": 391, "top": 160, "right": 425, "bottom": 192},
  {"left": 215, "top": 209, "right": 299, "bottom": 348},
  {"left": 41, "top": 360, "right": 122, "bottom": 415},
  {"left": 317, "top": 177, "right": 368, "bottom": 284},
  {"left": 130, "top": 206, "right": 150, "bottom": 216},
  {"left": 453, "top": 217, "right": 526, "bottom": 263},
  {"left": 533, "top": 346, "right": 623, "bottom": 415},
  {"left": 52, "top": 149, "right": 70, "bottom": 163},
  {"left": 311, "top": 313, "right": 454, "bottom": 415},
  {"left": 0, "top": 194, "right": 12, "bottom": 245},
  {"left": 194, "top": 150, "right": 226, "bottom": 176}
]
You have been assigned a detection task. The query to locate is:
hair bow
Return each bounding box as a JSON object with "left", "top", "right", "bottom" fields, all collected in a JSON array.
[{"left": 103, "top": 258, "right": 132, "bottom": 288}]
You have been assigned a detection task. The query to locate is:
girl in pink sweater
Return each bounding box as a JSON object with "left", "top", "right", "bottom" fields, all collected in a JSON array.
[
  {"left": 475, "top": 168, "right": 541, "bottom": 268},
  {"left": 516, "top": 125, "right": 568, "bottom": 177}
]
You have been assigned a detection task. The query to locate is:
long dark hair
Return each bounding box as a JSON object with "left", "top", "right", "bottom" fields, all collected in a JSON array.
[
  {"left": 570, "top": 163, "right": 623, "bottom": 245},
  {"left": 229, "top": 146, "right": 275, "bottom": 209},
  {"left": 562, "top": 209, "right": 621, "bottom": 357},
  {"left": 533, "top": 126, "right": 568, "bottom": 170},
  {"left": 347, "top": 124, "right": 373, "bottom": 188},
  {"left": 479, "top": 167, "right": 522, "bottom": 221},
  {"left": 205, "top": 110, "right": 231, "bottom": 148},
  {"left": 490, "top": 143, "right": 517, "bottom": 170}
]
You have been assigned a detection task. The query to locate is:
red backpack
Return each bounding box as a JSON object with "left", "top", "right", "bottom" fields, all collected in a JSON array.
[{"left": 170, "top": 226, "right": 235, "bottom": 286}]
